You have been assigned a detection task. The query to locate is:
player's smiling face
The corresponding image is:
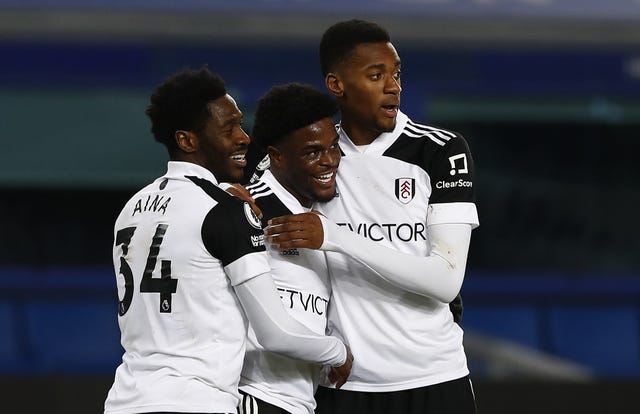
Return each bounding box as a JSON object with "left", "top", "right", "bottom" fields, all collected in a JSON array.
[
  {"left": 334, "top": 42, "right": 401, "bottom": 143},
  {"left": 197, "top": 94, "right": 249, "bottom": 182},
  {"left": 270, "top": 117, "right": 341, "bottom": 208}
]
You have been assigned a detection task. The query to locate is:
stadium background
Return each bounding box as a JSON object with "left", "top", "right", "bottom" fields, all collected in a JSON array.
[{"left": 0, "top": 1, "right": 639, "bottom": 412}]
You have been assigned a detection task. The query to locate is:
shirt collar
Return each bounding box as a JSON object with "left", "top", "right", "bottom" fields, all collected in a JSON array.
[
  {"left": 260, "top": 170, "right": 311, "bottom": 214},
  {"left": 164, "top": 161, "right": 220, "bottom": 185},
  {"left": 337, "top": 110, "right": 408, "bottom": 155}
]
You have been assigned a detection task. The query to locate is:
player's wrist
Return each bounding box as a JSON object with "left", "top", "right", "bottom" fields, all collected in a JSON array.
[
  {"left": 318, "top": 215, "right": 344, "bottom": 252},
  {"left": 330, "top": 341, "right": 348, "bottom": 367}
]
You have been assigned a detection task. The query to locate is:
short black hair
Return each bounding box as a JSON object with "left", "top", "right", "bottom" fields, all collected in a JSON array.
[
  {"left": 252, "top": 83, "right": 338, "bottom": 150},
  {"left": 319, "top": 19, "right": 391, "bottom": 76},
  {"left": 145, "top": 67, "right": 227, "bottom": 155}
]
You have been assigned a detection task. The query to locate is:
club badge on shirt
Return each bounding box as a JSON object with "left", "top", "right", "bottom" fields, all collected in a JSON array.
[{"left": 395, "top": 177, "right": 415, "bottom": 204}]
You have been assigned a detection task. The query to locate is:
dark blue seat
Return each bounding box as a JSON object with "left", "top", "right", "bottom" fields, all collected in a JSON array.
[
  {"left": 547, "top": 306, "right": 640, "bottom": 377},
  {"left": 24, "top": 299, "right": 123, "bottom": 373},
  {"left": 461, "top": 305, "right": 541, "bottom": 349},
  {"left": 0, "top": 301, "right": 26, "bottom": 371}
]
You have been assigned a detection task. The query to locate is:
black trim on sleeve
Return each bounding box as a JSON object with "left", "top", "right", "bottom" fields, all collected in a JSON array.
[
  {"left": 247, "top": 186, "right": 293, "bottom": 226},
  {"left": 428, "top": 134, "right": 476, "bottom": 204},
  {"left": 187, "top": 176, "right": 266, "bottom": 266},
  {"left": 383, "top": 131, "right": 476, "bottom": 204}
]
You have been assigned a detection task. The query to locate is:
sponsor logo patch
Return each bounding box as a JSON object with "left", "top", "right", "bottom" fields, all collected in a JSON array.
[
  {"left": 281, "top": 248, "right": 300, "bottom": 256},
  {"left": 436, "top": 179, "right": 473, "bottom": 189},
  {"left": 395, "top": 177, "right": 415, "bottom": 204},
  {"left": 337, "top": 221, "right": 427, "bottom": 242},
  {"left": 448, "top": 153, "right": 468, "bottom": 176},
  {"left": 244, "top": 202, "right": 262, "bottom": 229},
  {"left": 251, "top": 234, "right": 265, "bottom": 247}
]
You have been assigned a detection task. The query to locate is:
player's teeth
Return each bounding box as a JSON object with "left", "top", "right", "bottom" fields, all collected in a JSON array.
[
  {"left": 231, "top": 154, "right": 245, "bottom": 161},
  {"left": 317, "top": 172, "right": 333, "bottom": 182}
]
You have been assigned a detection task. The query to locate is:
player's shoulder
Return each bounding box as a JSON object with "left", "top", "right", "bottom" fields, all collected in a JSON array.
[
  {"left": 172, "top": 175, "right": 252, "bottom": 229},
  {"left": 245, "top": 179, "right": 278, "bottom": 210},
  {"left": 200, "top": 188, "right": 265, "bottom": 266},
  {"left": 245, "top": 180, "right": 292, "bottom": 223},
  {"left": 202, "top": 186, "right": 261, "bottom": 233},
  {"left": 245, "top": 179, "right": 272, "bottom": 199},
  {"left": 383, "top": 119, "right": 469, "bottom": 169},
  {"left": 245, "top": 154, "right": 270, "bottom": 185},
  {"left": 186, "top": 175, "right": 235, "bottom": 204},
  {"left": 400, "top": 119, "right": 466, "bottom": 149}
]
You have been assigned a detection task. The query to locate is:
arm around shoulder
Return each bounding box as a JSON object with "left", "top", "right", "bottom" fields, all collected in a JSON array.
[
  {"left": 319, "top": 215, "right": 472, "bottom": 303},
  {"left": 233, "top": 272, "right": 347, "bottom": 367}
]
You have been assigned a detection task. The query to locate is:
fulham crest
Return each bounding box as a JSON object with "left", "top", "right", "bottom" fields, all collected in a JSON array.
[{"left": 395, "top": 178, "right": 415, "bottom": 204}]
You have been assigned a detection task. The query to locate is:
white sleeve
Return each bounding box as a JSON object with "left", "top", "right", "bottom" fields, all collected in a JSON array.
[
  {"left": 319, "top": 215, "right": 471, "bottom": 303},
  {"left": 234, "top": 272, "right": 347, "bottom": 367}
]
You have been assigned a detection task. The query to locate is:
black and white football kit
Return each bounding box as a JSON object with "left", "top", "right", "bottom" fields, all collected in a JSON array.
[
  {"left": 314, "top": 111, "right": 479, "bottom": 412},
  {"left": 240, "top": 170, "right": 332, "bottom": 414},
  {"left": 104, "top": 162, "right": 345, "bottom": 414}
]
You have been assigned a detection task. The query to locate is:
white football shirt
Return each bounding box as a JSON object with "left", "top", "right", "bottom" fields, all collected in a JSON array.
[
  {"left": 316, "top": 111, "right": 479, "bottom": 391},
  {"left": 104, "top": 161, "right": 270, "bottom": 414},
  {"left": 241, "top": 170, "right": 331, "bottom": 414}
]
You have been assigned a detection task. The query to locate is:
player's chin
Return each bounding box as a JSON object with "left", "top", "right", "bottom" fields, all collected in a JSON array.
[
  {"left": 312, "top": 187, "right": 337, "bottom": 203},
  {"left": 221, "top": 165, "right": 245, "bottom": 183},
  {"left": 377, "top": 117, "right": 396, "bottom": 132}
]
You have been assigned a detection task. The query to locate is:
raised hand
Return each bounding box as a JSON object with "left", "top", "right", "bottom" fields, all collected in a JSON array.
[{"left": 264, "top": 212, "right": 324, "bottom": 250}]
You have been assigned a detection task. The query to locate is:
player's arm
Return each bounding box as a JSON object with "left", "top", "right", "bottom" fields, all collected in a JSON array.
[
  {"left": 201, "top": 194, "right": 352, "bottom": 386},
  {"left": 265, "top": 133, "right": 478, "bottom": 303},
  {"left": 265, "top": 213, "right": 470, "bottom": 303},
  {"left": 233, "top": 271, "right": 352, "bottom": 386}
]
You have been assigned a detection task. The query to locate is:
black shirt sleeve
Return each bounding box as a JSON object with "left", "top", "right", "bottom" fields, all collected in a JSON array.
[
  {"left": 428, "top": 134, "right": 476, "bottom": 205},
  {"left": 201, "top": 196, "right": 266, "bottom": 267}
]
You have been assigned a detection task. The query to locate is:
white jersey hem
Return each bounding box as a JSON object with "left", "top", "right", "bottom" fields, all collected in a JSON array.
[
  {"left": 105, "top": 402, "right": 237, "bottom": 414},
  {"left": 239, "top": 384, "right": 311, "bottom": 414},
  {"left": 326, "top": 367, "right": 470, "bottom": 393}
]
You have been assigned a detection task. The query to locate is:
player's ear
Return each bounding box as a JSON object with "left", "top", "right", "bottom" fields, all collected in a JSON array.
[
  {"left": 325, "top": 73, "right": 343, "bottom": 98},
  {"left": 267, "top": 145, "right": 283, "bottom": 168},
  {"left": 175, "top": 130, "right": 198, "bottom": 153}
]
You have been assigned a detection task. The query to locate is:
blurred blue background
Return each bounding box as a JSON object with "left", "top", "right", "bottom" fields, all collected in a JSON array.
[{"left": 0, "top": 1, "right": 639, "bottom": 413}]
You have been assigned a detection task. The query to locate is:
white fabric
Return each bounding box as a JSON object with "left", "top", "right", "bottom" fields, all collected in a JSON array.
[
  {"left": 105, "top": 162, "right": 344, "bottom": 414},
  {"left": 319, "top": 215, "right": 472, "bottom": 303},
  {"left": 105, "top": 161, "right": 267, "bottom": 414},
  {"left": 315, "top": 111, "right": 478, "bottom": 391},
  {"left": 234, "top": 273, "right": 345, "bottom": 367},
  {"left": 240, "top": 170, "right": 336, "bottom": 414},
  {"left": 427, "top": 202, "right": 479, "bottom": 228}
]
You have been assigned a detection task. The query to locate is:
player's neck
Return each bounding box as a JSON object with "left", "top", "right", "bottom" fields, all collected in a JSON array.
[
  {"left": 341, "top": 122, "right": 379, "bottom": 146},
  {"left": 272, "top": 170, "right": 313, "bottom": 208}
]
